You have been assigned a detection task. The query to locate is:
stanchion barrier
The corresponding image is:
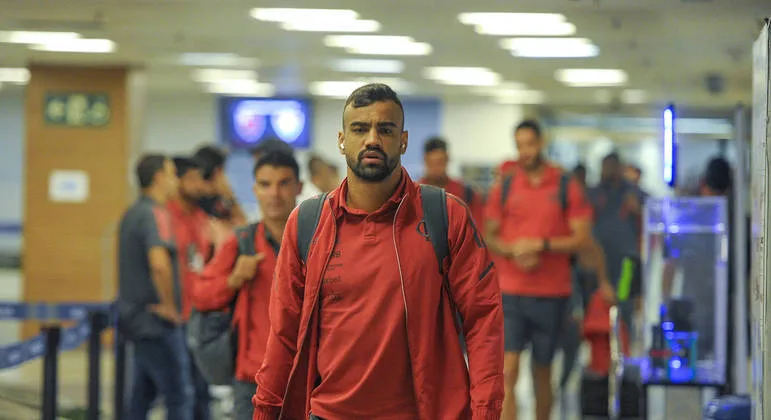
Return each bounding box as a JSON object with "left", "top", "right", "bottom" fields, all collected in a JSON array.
[{"left": 0, "top": 301, "right": 115, "bottom": 418}]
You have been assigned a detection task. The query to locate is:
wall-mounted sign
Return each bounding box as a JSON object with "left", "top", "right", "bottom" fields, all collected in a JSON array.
[
  {"left": 44, "top": 92, "right": 111, "bottom": 128},
  {"left": 48, "top": 170, "right": 90, "bottom": 203}
]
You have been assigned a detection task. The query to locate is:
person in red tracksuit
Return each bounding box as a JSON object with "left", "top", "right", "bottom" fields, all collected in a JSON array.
[
  {"left": 191, "top": 151, "right": 303, "bottom": 420},
  {"left": 168, "top": 156, "right": 213, "bottom": 419},
  {"left": 419, "top": 136, "right": 485, "bottom": 225},
  {"left": 252, "top": 83, "right": 504, "bottom": 420}
]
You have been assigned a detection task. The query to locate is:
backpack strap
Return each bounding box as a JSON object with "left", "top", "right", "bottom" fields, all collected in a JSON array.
[
  {"left": 419, "top": 185, "right": 450, "bottom": 275},
  {"left": 558, "top": 172, "right": 570, "bottom": 213},
  {"left": 297, "top": 193, "right": 328, "bottom": 264},
  {"left": 463, "top": 184, "right": 475, "bottom": 206},
  {"left": 234, "top": 223, "right": 259, "bottom": 256},
  {"left": 500, "top": 173, "right": 514, "bottom": 208}
]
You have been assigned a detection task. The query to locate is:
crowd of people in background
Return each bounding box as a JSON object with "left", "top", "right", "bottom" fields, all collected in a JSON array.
[{"left": 117, "top": 82, "right": 742, "bottom": 420}]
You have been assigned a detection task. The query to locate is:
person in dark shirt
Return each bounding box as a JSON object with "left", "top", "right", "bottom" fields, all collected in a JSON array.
[{"left": 117, "top": 154, "right": 193, "bottom": 420}]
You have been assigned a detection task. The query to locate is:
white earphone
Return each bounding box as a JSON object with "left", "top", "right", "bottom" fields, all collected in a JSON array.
[{"left": 339, "top": 143, "right": 345, "bottom": 150}]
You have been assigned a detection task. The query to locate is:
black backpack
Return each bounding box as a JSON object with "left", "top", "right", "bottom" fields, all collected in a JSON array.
[
  {"left": 297, "top": 185, "right": 462, "bottom": 332},
  {"left": 186, "top": 223, "right": 258, "bottom": 386}
]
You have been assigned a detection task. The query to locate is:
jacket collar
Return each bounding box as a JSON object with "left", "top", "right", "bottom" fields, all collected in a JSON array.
[{"left": 329, "top": 167, "right": 416, "bottom": 219}]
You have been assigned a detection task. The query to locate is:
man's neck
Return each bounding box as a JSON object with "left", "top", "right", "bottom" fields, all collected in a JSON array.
[
  {"left": 263, "top": 217, "right": 287, "bottom": 242},
  {"left": 424, "top": 175, "right": 449, "bottom": 188},
  {"left": 346, "top": 168, "right": 402, "bottom": 213},
  {"left": 144, "top": 188, "right": 167, "bottom": 205},
  {"left": 523, "top": 162, "right": 546, "bottom": 183}
]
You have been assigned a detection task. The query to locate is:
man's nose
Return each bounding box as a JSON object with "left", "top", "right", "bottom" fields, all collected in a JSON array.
[{"left": 363, "top": 127, "right": 383, "bottom": 147}]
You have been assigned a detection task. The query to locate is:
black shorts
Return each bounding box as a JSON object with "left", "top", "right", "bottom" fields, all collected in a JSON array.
[{"left": 502, "top": 294, "right": 569, "bottom": 366}]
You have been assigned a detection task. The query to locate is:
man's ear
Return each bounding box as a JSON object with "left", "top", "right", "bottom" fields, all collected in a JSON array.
[
  {"left": 400, "top": 130, "right": 409, "bottom": 155},
  {"left": 337, "top": 131, "right": 345, "bottom": 155}
]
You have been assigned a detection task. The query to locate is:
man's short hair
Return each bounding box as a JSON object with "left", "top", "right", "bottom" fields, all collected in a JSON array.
[
  {"left": 603, "top": 151, "right": 621, "bottom": 164},
  {"left": 307, "top": 154, "right": 327, "bottom": 177},
  {"left": 136, "top": 154, "right": 167, "bottom": 189},
  {"left": 423, "top": 136, "right": 448, "bottom": 155},
  {"left": 193, "top": 146, "right": 227, "bottom": 180},
  {"left": 514, "top": 119, "right": 542, "bottom": 137},
  {"left": 253, "top": 151, "right": 300, "bottom": 180},
  {"left": 250, "top": 138, "right": 294, "bottom": 158},
  {"left": 172, "top": 156, "right": 202, "bottom": 178},
  {"left": 704, "top": 156, "right": 733, "bottom": 193},
  {"left": 343, "top": 83, "right": 404, "bottom": 126},
  {"left": 573, "top": 163, "right": 587, "bottom": 173}
]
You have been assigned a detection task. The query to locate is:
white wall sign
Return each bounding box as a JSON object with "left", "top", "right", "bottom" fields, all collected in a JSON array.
[{"left": 48, "top": 170, "right": 89, "bottom": 203}]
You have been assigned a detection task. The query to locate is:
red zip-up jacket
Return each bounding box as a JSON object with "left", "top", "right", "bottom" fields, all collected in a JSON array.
[
  {"left": 191, "top": 223, "right": 279, "bottom": 383},
  {"left": 252, "top": 169, "right": 504, "bottom": 420}
]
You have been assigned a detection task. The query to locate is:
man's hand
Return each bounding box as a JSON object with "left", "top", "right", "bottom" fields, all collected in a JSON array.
[
  {"left": 514, "top": 252, "right": 540, "bottom": 271},
  {"left": 149, "top": 303, "right": 182, "bottom": 324},
  {"left": 228, "top": 253, "right": 264, "bottom": 289},
  {"left": 510, "top": 238, "right": 544, "bottom": 258},
  {"left": 598, "top": 281, "right": 617, "bottom": 304},
  {"left": 622, "top": 192, "right": 641, "bottom": 215}
]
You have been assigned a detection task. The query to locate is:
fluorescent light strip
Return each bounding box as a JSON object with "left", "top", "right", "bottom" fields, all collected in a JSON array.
[
  {"left": 309, "top": 79, "right": 411, "bottom": 97},
  {"left": 502, "top": 38, "right": 599, "bottom": 58},
  {"left": 251, "top": 8, "right": 359, "bottom": 23},
  {"left": 205, "top": 80, "right": 275, "bottom": 96},
  {"left": 424, "top": 67, "right": 501, "bottom": 86},
  {"left": 178, "top": 53, "right": 259, "bottom": 68},
  {"left": 459, "top": 13, "right": 567, "bottom": 26},
  {"left": 475, "top": 21, "right": 575, "bottom": 36},
  {"left": 0, "top": 31, "right": 80, "bottom": 44},
  {"left": 663, "top": 106, "right": 675, "bottom": 186},
  {"left": 330, "top": 59, "right": 404, "bottom": 74},
  {"left": 192, "top": 69, "right": 257, "bottom": 83},
  {"left": 324, "top": 35, "right": 432, "bottom": 56},
  {"left": 555, "top": 69, "right": 628, "bottom": 87},
  {"left": 282, "top": 19, "right": 380, "bottom": 32},
  {"left": 0, "top": 68, "right": 30, "bottom": 84},
  {"left": 30, "top": 39, "right": 115, "bottom": 53}
]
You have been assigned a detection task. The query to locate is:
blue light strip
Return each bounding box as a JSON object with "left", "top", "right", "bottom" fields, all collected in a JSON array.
[{"left": 663, "top": 104, "right": 677, "bottom": 187}]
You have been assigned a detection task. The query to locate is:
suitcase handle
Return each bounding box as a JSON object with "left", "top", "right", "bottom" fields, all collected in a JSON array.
[{"left": 608, "top": 305, "right": 623, "bottom": 420}]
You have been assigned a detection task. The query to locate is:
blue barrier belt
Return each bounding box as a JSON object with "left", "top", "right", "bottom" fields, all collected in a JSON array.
[{"left": 0, "top": 301, "right": 115, "bottom": 370}]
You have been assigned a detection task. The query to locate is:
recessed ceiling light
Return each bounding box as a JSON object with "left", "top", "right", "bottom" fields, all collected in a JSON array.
[
  {"left": 178, "top": 53, "right": 259, "bottom": 68},
  {"left": 458, "top": 13, "right": 576, "bottom": 36},
  {"left": 281, "top": 19, "right": 380, "bottom": 32},
  {"left": 324, "top": 35, "right": 432, "bottom": 56},
  {"left": 251, "top": 8, "right": 359, "bottom": 23},
  {"left": 501, "top": 38, "right": 599, "bottom": 58},
  {"left": 204, "top": 80, "right": 275, "bottom": 97},
  {"left": 621, "top": 89, "right": 648, "bottom": 104},
  {"left": 330, "top": 59, "right": 405, "bottom": 74},
  {"left": 423, "top": 67, "right": 501, "bottom": 86},
  {"left": 191, "top": 68, "right": 257, "bottom": 83},
  {"left": 555, "top": 69, "right": 628, "bottom": 87},
  {"left": 29, "top": 38, "right": 115, "bottom": 53},
  {"left": 0, "top": 31, "right": 80, "bottom": 44},
  {"left": 0, "top": 68, "right": 30, "bottom": 84}
]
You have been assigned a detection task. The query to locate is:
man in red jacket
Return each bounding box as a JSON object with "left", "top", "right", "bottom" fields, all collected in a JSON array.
[
  {"left": 419, "top": 136, "right": 484, "bottom": 225},
  {"left": 192, "top": 151, "right": 303, "bottom": 420},
  {"left": 168, "top": 156, "right": 213, "bottom": 419},
  {"left": 252, "top": 83, "right": 504, "bottom": 420}
]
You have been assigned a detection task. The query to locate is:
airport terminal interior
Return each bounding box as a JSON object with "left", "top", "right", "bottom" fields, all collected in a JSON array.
[{"left": 1, "top": 0, "right": 771, "bottom": 419}]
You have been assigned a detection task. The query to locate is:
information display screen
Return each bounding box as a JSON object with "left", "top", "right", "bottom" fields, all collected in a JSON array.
[{"left": 218, "top": 97, "right": 312, "bottom": 150}]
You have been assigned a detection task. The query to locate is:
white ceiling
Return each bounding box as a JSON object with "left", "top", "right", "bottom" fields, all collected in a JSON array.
[{"left": 0, "top": 0, "right": 768, "bottom": 114}]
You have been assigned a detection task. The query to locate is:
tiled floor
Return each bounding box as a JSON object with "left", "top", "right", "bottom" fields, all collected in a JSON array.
[{"left": 0, "top": 268, "right": 587, "bottom": 419}]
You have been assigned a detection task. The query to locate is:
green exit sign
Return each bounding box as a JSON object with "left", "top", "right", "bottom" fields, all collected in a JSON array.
[{"left": 44, "top": 92, "right": 111, "bottom": 128}]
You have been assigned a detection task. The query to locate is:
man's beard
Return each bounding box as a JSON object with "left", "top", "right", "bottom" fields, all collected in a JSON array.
[
  {"left": 522, "top": 155, "right": 543, "bottom": 172},
  {"left": 346, "top": 147, "right": 399, "bottom": 182}
]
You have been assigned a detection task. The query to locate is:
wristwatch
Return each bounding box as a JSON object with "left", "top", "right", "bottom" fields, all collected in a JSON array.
[{"left": 542, "top": 238, "right": 551, "bottom": 252}]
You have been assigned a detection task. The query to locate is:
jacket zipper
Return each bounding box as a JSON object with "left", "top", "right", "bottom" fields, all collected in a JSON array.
[
  {"left": 278, "top": 203, "right": 337, "bottom": 420},
  {"left": 391, "top": 194, "right": 422, "bottom": 417}
]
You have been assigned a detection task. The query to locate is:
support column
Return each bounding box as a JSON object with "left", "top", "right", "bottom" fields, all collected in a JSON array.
[{"left": 22, "top": 65, "right": 146, "bottom": 339}]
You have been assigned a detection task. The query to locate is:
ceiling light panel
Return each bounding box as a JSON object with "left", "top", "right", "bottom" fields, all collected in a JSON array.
[
  {"left": 251, "top": 8, "right": 379, "bottom": 33},
  {"left": 621, "top": 89, "right": 648, "bottom": 104},
  {"left": 423, "top": 67, "right": 501, "bottom": 86},
  {"left": 178, "top": 53, "right": 259, "bottom": 68},
  {"left": 324, "top": 35, "right": 432, "bottom": 56},
  {"left": 29, "top": 38, "right": 115, "bottom": 53},
  {"left": 555, "top": 69, "right": 628, "bottom": 87},
  {"left": 205, "top": 80, "right": 275, "bottom": 97},
  {"left": 309, "top": 79, "right": 412, "bottom": 97},
  {"left": 191, "top": 68, "right": 257, "bottom": 83},
  {"left": 0, "top": 31, "right": 80, "bottom": 44},
  {"left": 492, "top": 90, "right": 546, "bottom": 104},
  {"left": 0, "top": 68, "right": 30, "bottom": 84},
  {"left": 501, "top": 38, "right": 599, "bottom": 58},
  {"left": 459, "top": 13, "right": 576, "bottom": 36},
  {"left": 330, "top": 59, "right": 405, "bottom": 74}
]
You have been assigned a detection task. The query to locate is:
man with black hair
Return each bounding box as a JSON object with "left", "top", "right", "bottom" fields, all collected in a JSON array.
[
  {"left": 253, "top": 83, "right": 504, "bottom": 419},
  {"left": 485, "top": 119, "right": 601, "bottom": 420},
  {"left": 587, "top": 152, "right": 641, "bottom": 328},
  {"left": 168, "top": 156, "right": 213, "bottom": 419},
  {"left": 249, "top": 137, "right": 295, "bottom": 161},
  {"left": 419, "top": 136, "right": 484, "bottom": 224},
  {"left": 118, "top": 154, "right": 193, "bottom": 419},
  {"left": 192, "top": 151, "right": 303, "bottom": 420},
  {"left": 308, "top": 155, "right": 340, "bottom": 194},
  {"left": 573, "top": 163, "right": 587, "bottom": 187},
  {"left": 193, "top": 145, "right": 247, "bottom": 227}
]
